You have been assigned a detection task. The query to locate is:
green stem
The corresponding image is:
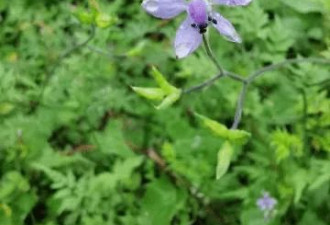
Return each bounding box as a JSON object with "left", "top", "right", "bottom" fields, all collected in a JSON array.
[{"left": 202, "top": 34, "right": 224, "bottom": 75}]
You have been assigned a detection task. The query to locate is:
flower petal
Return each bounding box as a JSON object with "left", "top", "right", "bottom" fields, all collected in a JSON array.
[
  {"left": 212, "top": 0, "right": 252, "bottom": 6},
  {"left": 174, "top": 16, "right": 203, "bottom": 59},
  {"left": 142, "top": 0, "right": 187, "bottom": 19},
  {"left": 211, "top": 12, "right": 241, "bottom": 43},
  {"left": 188, "top": 0, "right": 208, "bottom": 25}
]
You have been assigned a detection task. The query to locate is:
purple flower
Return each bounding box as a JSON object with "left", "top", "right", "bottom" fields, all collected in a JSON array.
[
  {"left": 142, "top": 0, "right": 252, "bottom": 58},
  {"left": 256, "top": 192, "right": 277, "bottom": 212}
]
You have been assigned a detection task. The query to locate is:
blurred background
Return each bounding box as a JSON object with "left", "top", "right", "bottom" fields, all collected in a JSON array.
[{"left": 0, "top": 0, "right": 329, "bottom": 224}]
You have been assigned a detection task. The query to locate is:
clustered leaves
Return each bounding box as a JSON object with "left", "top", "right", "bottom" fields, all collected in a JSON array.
[{"left": 0, "top": 0, "right": 329, "bottom": 225}]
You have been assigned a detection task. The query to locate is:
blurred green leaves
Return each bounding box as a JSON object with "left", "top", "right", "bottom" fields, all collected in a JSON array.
[
  {"left": 74, "top": 0, "right": 118, "bottom": 28},
  {"left": 0, "top": 0, "right": 329, "bottom": 224}
]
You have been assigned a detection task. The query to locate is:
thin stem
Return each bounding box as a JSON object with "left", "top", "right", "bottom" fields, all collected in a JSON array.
[
  {"left": 183, "top": 72, "right": 225, "bottom": 94},
  {"left": 183, "top": 70, "right": 245, "bottom": 94},
  {"left": 202, "top": 34, "right": 224, "bottom": 75},
  {"left": 231, "top": 82, "right": 249, "bottom": 129},
  {"left": 230, "top": 58, "right": 330, "bottom": 129},
  {"left": 247, "top": 58, "right": 330, "bottom": 83}
]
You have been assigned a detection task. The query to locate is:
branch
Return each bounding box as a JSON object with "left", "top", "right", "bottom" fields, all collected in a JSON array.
[
  {"left": 247, "top": 58, "right": 330, "bottom": 83},
  {"left": 183, "top": 72, "right": 225, "bottom": 94},
  {"left": 202, "top": 34, "right": 224, "bottom": 75},
  {"left": 230, "top": 57, "right": 330, "bottom": 129}
]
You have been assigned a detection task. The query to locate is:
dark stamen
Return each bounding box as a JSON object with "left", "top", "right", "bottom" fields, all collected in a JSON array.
[
  {"left": 191, "top": 23, "right": 197, "bottom": 28},
  {"left": 212, "top": 19, "right": 217, "bottom": 25}
]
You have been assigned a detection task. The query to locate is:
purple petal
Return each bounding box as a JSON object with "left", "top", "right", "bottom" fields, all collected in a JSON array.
[
  {"left": 212, "top": 0, "right": 252, "bottom": 6},
  {"left": 174, "top": 16, "right": 202, "bottom": 59},
  {"left": 142, "top": 0, "right": 187, "bottom": 19},
  {"left": 188, "top": 0, "right": 208, "bottom": 25},
  {"left": 211, "top": 12, "right": 241, "bottom": 43},
  {"left": 256, "top": 193, "right": 277, "bottom": 211}
]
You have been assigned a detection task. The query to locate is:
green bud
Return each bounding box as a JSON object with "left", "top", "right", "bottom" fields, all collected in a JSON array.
[
  {"left": 95, "top": 13, "right": 117, "bottom": 29},
  {"left": 216, "top": 141, "right": 233, "bottom": 180},
  {"left": 195, "top": 113, "right": 228, "bottom": 137},
  {"left": 150, "top": 66, "right": 176, "bottom": 94},
  {"left": 227, "top": 129, "right": 251, "bottom": 145},
  {"left": 131, "top": 87, "right": 165, "bottom": 100},
  {"left": 75, "top": 10, "right": 94, "bottom": 25},
  {"left": 195, "top": 113, "right": 251, "bottom": 145},
  {"left": 155, "top": 89, "right": 181, "bottom": 110}
]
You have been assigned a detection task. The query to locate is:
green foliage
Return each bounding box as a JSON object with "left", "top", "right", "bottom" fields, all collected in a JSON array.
[{"left": 0, "top": 0, "right": 329, "bottom": 225}]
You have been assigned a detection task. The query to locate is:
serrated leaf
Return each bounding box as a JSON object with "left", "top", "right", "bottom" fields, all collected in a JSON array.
[{"left": 216, "top": 141, "right": 233, "bottom": 180}]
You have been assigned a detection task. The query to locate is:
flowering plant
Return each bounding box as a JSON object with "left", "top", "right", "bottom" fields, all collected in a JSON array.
[{"left": 142, "top": 0, "right": 251, "bottom": 58}]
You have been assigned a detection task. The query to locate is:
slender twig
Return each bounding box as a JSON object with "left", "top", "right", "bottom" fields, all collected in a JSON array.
[
  {"left": 229, "top": 58, "right": 330, "bottom": 128},
  {"left": 247, "top": 58, "right": 330, "bottom": 83},
  {"left": 183, "top": 70, "right": 245, "bottom": 94},
  {"left": 202, "top": 34, "right": 225, "bottom": 75},
  {"left": 231, "top": 83, "right": 249, "bottom": 129},
  {"left": 226, "top": 71, "right": 247, "bottom": 83},
  {"left": 183, "top": 72, "right": 225, "bottom": 94}
]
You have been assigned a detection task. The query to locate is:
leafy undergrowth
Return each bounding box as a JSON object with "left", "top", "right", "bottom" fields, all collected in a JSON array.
[{"left": 0, "top": 0, "right": 329, "bottom": 225}]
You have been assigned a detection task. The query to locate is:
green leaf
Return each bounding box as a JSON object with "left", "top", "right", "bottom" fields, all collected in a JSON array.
[
  {"left": 95, "top": 13, "right": 116, "bottom": 28},
  {"left": 126, "top": 41, "right": 146, "bottom": 57},
  {"left": 140, "top": 177, "right": 186, "bottom": 225},
  {"left": 0, "top": 103, "right": 14, "bottom": 115},
  {"left": 131, "top": 87, "right": 165, "bottom": 100},
  {"left": 195, "top": 113, "right": 228, "bottom": 137},
  {"left": 74, "top": 10, "right": 94, "bottom": 25},
  {"left": 216, "top": 141, "right": 233, "bottom": 180},
  {"left": 150, "top": 66, "right": 175, "bottom": 94},
  {"left": 195, "top": 113, "right": 251, "bottom": 145},
  {"left": 271, "top": 129, "right": 303, "bottom": 163},
  {"left": 155, "top": 89, "right": 181, "bottom": 110}
]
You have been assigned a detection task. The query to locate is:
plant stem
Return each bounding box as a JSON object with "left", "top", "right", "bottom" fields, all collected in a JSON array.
[{"left": 202, "top": 34, "right": 224, "bottom": 75}]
